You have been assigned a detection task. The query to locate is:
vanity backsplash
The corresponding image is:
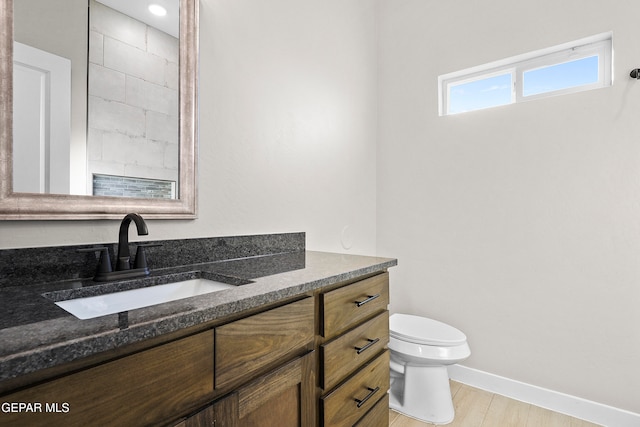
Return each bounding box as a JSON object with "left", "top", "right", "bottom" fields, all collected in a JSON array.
[{"left": 0, "top": 232, "right": 305, "bottom": 288}]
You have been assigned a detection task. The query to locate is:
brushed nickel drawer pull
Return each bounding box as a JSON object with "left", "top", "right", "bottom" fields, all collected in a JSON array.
[
  {"left": 355, "top": 338, "right": 380, "bottom": 355},
  {"left": 355, "top": 386, "right": 380, "bottom": 408},
  {"left": 354, "top": 294, "right": 380, "bottom": 307}
]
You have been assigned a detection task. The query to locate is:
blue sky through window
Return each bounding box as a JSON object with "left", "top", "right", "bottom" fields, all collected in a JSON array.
[
  {"left": 448, "top": 73, "right": 512, "bottom": 114},
  {"left": 440, "top": 34, "right": 611, "bottom": 116},
  {"left": 523, "top": 55, "right": 599, "bottom": 97}
]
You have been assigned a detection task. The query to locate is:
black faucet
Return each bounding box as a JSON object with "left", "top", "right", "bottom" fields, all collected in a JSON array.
[
  {"left": 116, "top": 213, "right": 148, "bottom": 271},
  {"left": 80, "top": 213, "right": 159, "bottom": 281}
]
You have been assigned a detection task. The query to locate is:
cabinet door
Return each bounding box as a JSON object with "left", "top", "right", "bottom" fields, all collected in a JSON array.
[
  {"left": 179, "top": 351, "right": 315, "bottom": 427},
  {"left": 236, "top": 351, "right": 315, "bottom": 427},
  {"left": 177, "top": 394, "right": 238, "bottom": 427}
]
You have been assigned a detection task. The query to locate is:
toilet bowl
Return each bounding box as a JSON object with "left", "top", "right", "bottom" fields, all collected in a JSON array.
[{"left": 388, "top": 313, "right": 470, "bottom": 425}]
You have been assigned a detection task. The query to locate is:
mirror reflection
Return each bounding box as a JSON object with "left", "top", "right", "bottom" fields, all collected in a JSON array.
[{"left": 13, "top": 0, "right": 180, "bottom": 199}]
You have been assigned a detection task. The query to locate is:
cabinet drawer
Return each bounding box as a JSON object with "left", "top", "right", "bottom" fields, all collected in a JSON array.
[
  {"left": 321, "top": 273, "right": 389, "bottom": 339},
  {"left": 320, "top": 311, "right": 389, "bottom": 390},
  {"left": 1, "top": 331, "right": 214, "bottom": 427},
  {"left": 215, "top": 297, "right": 314, "bottom": 390},
  {"left": 321, "top": 350, "right": 390, "bottom": 427},
  {"left": 354, "top": 393, "right": 390, "bottom": 427}
]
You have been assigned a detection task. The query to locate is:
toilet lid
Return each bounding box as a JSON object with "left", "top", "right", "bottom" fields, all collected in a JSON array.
[{"left": 390, "top": 313, "right": 467, "bottom": 346}]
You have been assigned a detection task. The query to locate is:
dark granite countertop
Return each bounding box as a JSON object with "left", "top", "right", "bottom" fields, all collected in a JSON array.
[{"left": 0, "top": 250, "right": 396, "bottom": 385}]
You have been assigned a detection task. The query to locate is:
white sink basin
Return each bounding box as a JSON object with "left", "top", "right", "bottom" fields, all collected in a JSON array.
[{"left": 55, "top": 278, "right": 235, "bottom": 319}]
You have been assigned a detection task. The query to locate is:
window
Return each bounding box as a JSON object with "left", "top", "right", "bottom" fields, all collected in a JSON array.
[
  {"left": 448, "top": 71, "right": 513, "bottom": 114},
  {"left": 438, "top": 33, "right": 612, "bottom": 116}
]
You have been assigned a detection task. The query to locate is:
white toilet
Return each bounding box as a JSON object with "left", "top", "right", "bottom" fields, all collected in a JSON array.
[{"left": 388, "top": 313, "right": 471, "bottom": 425}]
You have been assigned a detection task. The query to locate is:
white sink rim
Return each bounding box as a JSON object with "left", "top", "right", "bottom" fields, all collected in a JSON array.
[{"left": 54, "top": 278, "right": 235, "bottom": 320}]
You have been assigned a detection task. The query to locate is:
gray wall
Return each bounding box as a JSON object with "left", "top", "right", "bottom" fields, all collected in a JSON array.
[{"left": 377, "top": 0, "right": 640, "bottom": 414}]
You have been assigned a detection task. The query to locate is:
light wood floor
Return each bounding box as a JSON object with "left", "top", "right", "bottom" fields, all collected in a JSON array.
[{"left": 388, "top": 381, "right": 602, "bottom": 427}]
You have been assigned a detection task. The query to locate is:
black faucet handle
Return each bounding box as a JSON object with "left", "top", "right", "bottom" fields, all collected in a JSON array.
[
  {"left": 77, "top": 247, "right": 113, "bottom": 275},
  {"left": 133, "top": 244, "right": 162, "bottom": 270}
]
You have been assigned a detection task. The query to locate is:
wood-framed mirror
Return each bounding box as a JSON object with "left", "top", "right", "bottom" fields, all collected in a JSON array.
[{"left": 0, "top": 0, "right": 198, "bottom": 219}]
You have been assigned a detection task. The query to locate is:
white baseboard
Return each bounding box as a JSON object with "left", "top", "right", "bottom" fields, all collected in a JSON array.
[{"left": 448, "top": 365, "right": 640, "bottom": 427}]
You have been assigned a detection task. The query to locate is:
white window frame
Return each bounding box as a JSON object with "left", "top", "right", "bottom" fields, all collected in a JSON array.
[{"left": 438, "top": 32, "right": 613, "bottom": 116}]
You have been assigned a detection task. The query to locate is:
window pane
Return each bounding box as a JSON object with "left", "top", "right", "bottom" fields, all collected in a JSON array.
[
  {"left": 448, "top": 73, "right": 512, "bottom": 114},
  {"left": 523, "top": 55, "right": 599, "bottom": 97}
]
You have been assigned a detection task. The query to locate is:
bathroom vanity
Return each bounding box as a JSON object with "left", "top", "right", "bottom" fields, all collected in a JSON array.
[{"left": 0, "top": 233, "right": 396, "bottom": 426}]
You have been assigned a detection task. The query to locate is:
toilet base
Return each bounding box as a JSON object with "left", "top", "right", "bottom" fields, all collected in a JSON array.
[{"left": 389, "top": 364, "right": 455, "bottom": 425}]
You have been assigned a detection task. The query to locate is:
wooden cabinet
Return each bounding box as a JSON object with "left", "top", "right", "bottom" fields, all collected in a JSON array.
[
  {"left": 1, "top": 273, "right": 392, "bottom": 427},
  {"left": 1, "top": 298, "right": 315, "bottom": 427},
  {"left": 179, "top": 351, "right": 315, "bottom": 427},
  {"left": 319, "top": 272, "right": 390, "bottom": 427},
  {"left": 176, "top": 298, "right": 315, "bottom": 427},
  {"left": 1, "top": 331, "right": 214, "bottom": 427},
  {"left": 236, "top": 351, "right": 315, "bottom": 426}
]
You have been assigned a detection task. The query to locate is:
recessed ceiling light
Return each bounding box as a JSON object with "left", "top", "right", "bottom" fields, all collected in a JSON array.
[{"left": 148, "top": 4, "right": 167, "bottom": 17}]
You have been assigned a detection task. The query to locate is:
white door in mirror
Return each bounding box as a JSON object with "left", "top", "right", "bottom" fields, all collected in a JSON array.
[{"left": 13, "top": 42, "right": 71, "bottom": 194}]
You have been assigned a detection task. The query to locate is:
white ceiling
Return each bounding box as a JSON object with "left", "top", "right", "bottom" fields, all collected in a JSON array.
[{"left": 96, "top": 0, "right": 179, "bottom": 38}]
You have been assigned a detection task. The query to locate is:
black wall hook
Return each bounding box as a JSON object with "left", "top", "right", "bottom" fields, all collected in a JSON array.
[{"left": 631, "top": 69, "right": 640, "bottom": 79}]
